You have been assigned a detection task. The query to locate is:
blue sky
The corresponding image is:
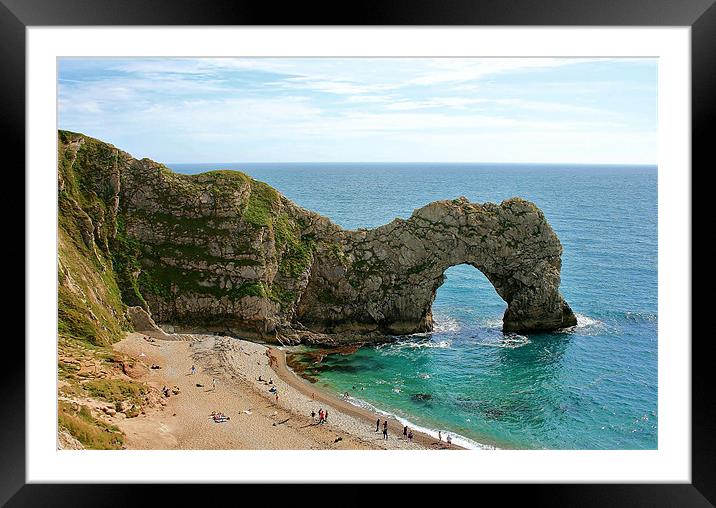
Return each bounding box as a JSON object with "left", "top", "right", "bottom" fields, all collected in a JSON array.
[{"left": 58, "top": 58, "right": 657, "bottom": 164}]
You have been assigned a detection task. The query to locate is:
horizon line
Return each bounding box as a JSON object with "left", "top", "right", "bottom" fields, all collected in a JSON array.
[{"left": 164, "top": 161, "right": 658, "bottom": 167}]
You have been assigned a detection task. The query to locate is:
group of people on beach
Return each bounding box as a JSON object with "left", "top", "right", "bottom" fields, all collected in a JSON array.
[
  {"left": 161, "top": 385, "right": 180, "bottom": 397},
  {"left": 376, "top": 419, "right": 414, "bottom": 442},
  {"left": 437, "top": 431, "right": 452, "bottom": 447},
  {"left": 402, "top": 425, "right": 414, "bottom": 441},
  {"left": 210, "top": 411, "right": 230, "bottom": 423},
  {"left": 373, "top": 418, "right": 453, "bottom": 447},
  {"left": 311, "top": 408, "right": 329, "bottom": 424}
]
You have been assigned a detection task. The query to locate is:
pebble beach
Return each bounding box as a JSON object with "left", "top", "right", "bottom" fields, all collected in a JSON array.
[{"left": 111, "top": 333, "right": 458, "bottom": 450}]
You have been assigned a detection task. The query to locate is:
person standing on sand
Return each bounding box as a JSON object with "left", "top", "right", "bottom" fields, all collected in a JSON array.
[
  {"left": 408, "top": 430, "right": 413, "bottom": 442},
  {"left": 438, "top": 431, "right": 442, "bottom": 442},
  {"left": 212, "top": 378, "right": 217, "bottom": 390},
  {"left": 275, "top": 393, "right": 279, "bottom": 403},
  {"left": 382, "top": 421, "right": 388, "bottom": 440},
  {"left": 190, "top": 365, "right": 196, "bottom": 375},
  {"left": 376, "top": 419, "right": 380, "bottom": 432},
  {"left": 403, "top": 425, "right": 408, "bottom": 440},
  {"left": 447, "top": 435, "right": 452, "bottom": 448},
  {"left": 311, "top": 410, "right": 316, "bottom": 422}
]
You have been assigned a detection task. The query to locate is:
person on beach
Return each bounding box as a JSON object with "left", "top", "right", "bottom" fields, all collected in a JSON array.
[
  {"left": 408, "top": 430, "right": 413, "bottom": 442},
  {"left": 382, "top": 421, "right": 388, "bottom": 440},
  {"left": 403, "top": 425, "right": 408, "bottom": 440},
  {"left": 311, "top": 410, "right": 316, "bottom": 421},
  {"left": 325, "top": 410, "right": 328, "bottom": 422},
  {"left": 212, "top": 378, "right": 217, "bottom": 390},
  {"left": 275, "top": 393, "right": 279, "bottom": 403},
  {"left": 446, "top": 435, "right": 452, "bottom": 448},
  {"left": 438, "top": 431, "right": 442, "bottom": 442},
  {"left": 190, "top": 365, "right": 196, "bottom": 375},
  {"left": 376, "top": 418, "right": 380, "bottom": 432}
]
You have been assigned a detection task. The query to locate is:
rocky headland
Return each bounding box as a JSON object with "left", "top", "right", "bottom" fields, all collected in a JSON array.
[{"left": 58, "top": 130, "right": 576, "bottom": 348}]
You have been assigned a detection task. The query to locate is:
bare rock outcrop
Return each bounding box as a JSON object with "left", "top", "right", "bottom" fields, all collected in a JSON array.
[
  {"left": 126, "top": 306, "right": 174, "bottom": 340},
  {"left": 300, "top": 197, "right": 576, "bottom": 335}
]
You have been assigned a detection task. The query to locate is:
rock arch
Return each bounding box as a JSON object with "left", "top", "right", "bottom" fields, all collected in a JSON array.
[{"left": 298, "top": 197, "right": 577, "bottom": 335}]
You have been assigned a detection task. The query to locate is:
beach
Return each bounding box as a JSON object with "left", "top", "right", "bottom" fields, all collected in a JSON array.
[{"left": 110, "top": 333, "right": 458, "bottom": 450}]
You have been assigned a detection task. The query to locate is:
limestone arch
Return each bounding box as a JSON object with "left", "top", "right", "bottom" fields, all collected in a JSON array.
[{"left": 297, "top": 197, "right": 577, "bottom": 335}]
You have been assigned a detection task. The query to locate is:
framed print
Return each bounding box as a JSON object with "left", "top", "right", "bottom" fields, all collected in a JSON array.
[{"left": 7, "top": 0, "right": 711, "bottom": 504}]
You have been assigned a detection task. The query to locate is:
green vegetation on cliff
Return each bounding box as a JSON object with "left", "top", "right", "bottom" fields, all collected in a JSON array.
[
  {"left": 58, "top": 401, "right": 125, "bottom": 450},
  {"left": 111, "top": 215, "right": 148, "bottom": 309},
  {"left": 57, "top": 132, "right": 129, "bottom": 347},
  {"left": 243, "top": 179, "right": 279, "bottom": 227},
  {"left": 58, "top": 128, "right": 319, "bottom": 345},
  {"left": 83, "top": 378, "right": 147, "bottom": 406},
  {"left": 57, "top": 128, "right": 329, "bottom": 352}
]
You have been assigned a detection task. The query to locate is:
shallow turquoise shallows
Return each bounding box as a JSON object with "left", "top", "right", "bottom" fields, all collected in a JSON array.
[{"left": 170, "top": 162, "right": 658, "bottom": 450}]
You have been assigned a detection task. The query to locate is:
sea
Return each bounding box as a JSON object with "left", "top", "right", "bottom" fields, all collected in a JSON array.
[{"left": 168, "top": 162, "right": 658, "bottom": 450}]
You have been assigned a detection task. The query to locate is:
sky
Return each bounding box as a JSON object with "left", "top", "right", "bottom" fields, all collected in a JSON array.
[{"left": 58, "top": 58, "right": 657, "bottom": 164}]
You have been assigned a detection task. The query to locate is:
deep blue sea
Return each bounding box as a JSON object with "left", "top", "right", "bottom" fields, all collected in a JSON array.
[{"left": 169, "top": 162, "right": 658, "bottom": 450}]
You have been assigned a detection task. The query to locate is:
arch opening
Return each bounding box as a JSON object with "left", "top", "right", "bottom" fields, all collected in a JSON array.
[{"left": 430, "top": 264, "right": 507, "bottom": 334}]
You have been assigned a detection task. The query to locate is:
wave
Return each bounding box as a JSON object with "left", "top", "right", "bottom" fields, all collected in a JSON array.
[
  {"left": 480, "top": 317, "right": 504, "bottom": 329},
  {"left": 576, "top": 313, "right": 602, "bottom": 328},
  {"left": 555, "top": 313, "right": 608, "bottom": 335},
  {"left": 622, "top": 311, "right": 658, "bottom": 324},
  {"left": 392, "top": 414, "right": 497, "bottom": 450},
  {"left": 379, "top": 338, "right": 453, "bottom": 353},
  {"left": 433, "top": 314, "right": 460, "bottom": 333},
  {"left": 340, "top": 395, "right": 496, "bottom": 450},
  {"left": 474, "top": 333, "right": 531, "bottom": 349}
]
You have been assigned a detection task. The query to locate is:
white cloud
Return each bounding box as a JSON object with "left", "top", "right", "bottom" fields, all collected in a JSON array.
[
  {"left": 405, "top": 58, "right": 598, "bottom": 86},
  {"left": 58, "top": 57, "right": 657, "bottom": 163}
]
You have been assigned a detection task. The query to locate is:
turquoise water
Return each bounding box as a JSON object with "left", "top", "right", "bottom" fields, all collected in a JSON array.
[{"left": 170, "top": 162, "right": 658, "bottom": 450}]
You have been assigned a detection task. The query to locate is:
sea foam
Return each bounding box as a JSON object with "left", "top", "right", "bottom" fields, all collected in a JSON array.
[{"left": 340, "top": 395, "right": 496, "bottom": 450}]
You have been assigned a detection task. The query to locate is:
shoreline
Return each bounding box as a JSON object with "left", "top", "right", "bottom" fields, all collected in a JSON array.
[
  {"left": 273, "top": 346, "right": 498, "bottom": 450},
  {"left": 107, "top": 333, "right": 465, "bottom": 450},
  {"left": 265, "top": 346, "right": 471, "bottom": 450}
]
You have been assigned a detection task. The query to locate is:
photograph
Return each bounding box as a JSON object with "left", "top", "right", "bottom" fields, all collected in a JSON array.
[{"left": 56, "top": 56, "right": 658, "bottom": 452}]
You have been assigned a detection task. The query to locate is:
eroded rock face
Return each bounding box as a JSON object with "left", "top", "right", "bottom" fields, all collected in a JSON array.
[
  {"left": 300, "top": 197, "right": 577, "bottom": 335},
  {"left": 58, "top": 130, "right": 576, "bottom": 345}
]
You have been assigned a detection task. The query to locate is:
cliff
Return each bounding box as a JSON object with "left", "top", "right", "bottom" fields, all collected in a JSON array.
[{"left": 57, "top": 130, "right": 576, "bottom": 346}]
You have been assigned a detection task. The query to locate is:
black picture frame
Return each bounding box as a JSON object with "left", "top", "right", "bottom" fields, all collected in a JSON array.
[{"left": 6, "top": 0, "right": 709, "bottom": 505}]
